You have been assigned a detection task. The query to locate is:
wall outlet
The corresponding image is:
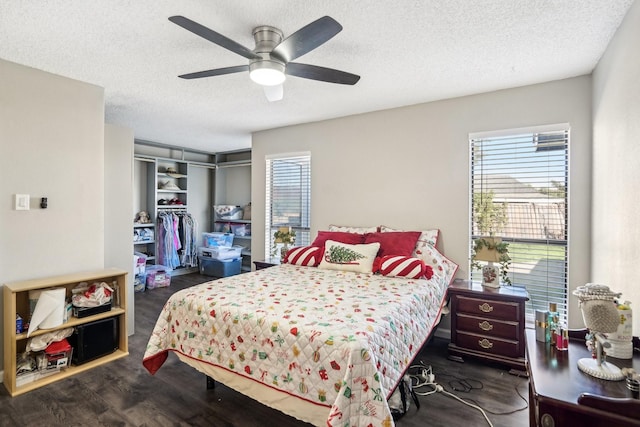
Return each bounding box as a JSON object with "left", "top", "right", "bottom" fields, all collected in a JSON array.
[{"left": 14, "top": 194, "right": 30, "bottom": 210}]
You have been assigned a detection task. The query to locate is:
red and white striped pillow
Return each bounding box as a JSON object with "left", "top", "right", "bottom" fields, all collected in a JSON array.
[
  {"left": 374, "top": 255, "right": 434, "bottom": 279},
  {"left": 283, "top": 246, "right": 322, "bottom": 266}
]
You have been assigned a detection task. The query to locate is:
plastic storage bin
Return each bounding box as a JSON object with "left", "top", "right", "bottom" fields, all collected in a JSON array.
[
  {"left": 134, "top": 274, "right": 146, "bottom": 292},
  {"left": 199, "top": 257, "right": 241, "bottom": 277},
  {"left": 198, "top": 245, "right": 243, "bottom": 260},
  {"left": 203, "top": 232, "right": 234, "bottom": 248},
  {"left": 133, "top": 252, "right": 147, "bottom": 275},
  {"left": 145, "top": 265, "right": 172, "bottom": 289},
  {"left": 230, "top": 223, "right": 250, "bottom": 236},
  {"left": 214, "top": 205, "right": 243, "bottom": 220}
]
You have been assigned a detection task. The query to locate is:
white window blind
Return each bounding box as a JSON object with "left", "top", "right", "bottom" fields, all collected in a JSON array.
[
  {"left": 470, "top": 128, "right": 569, "bottom": 323},
  {"left": 265, "top": 154, "right": 311, "bottom": 255}
]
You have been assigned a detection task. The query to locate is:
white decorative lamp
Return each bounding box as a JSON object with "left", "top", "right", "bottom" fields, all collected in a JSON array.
[
  {"left": 573, "top": 283, "right": 624, "bottom": 381},
  {"left": 472, "top": 236, "right": 509, "bottom": 288},
  {"left": 272, "top": 227, "right": 296, "bottom": 261}
]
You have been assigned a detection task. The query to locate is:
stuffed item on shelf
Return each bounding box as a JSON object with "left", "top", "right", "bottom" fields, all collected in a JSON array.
[{"left": 134, "top": 211, "right": 151, "bottom": 224}]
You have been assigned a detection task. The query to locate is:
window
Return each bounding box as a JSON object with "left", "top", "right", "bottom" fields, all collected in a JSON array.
[
  {"left": 265, "top": 153, "right": 311, "bottom": 255},
  {"left": 470, "top": 125, "right": 569, "bottom": 323}
]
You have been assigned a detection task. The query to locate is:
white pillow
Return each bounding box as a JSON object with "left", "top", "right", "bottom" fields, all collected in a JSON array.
[
  {"left": 415, "top": 244, "right": 459, "bottom": 285},
  {"left": 318, "top": 240, "right": 380, "bottom": 274},
  {"left": 329, "top": 224, "right": 378, "bottom": 233}
]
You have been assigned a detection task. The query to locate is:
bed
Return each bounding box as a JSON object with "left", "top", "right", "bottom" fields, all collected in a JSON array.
[{"left": 143, "top": 231, "right": 457, "bottom": 426}]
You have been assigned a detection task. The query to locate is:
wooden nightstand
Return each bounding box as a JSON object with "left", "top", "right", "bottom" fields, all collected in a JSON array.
[
  {"left": 447, "top": 280, "right": 529, "bottom": 372},
  {"left": 253, "top": 257, "right": 281, "bottom": 270}
]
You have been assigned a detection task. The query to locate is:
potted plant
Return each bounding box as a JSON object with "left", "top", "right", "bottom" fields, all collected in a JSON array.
[
  {"left": 471, "top": 236, "right": 511, "bottom": 287},
  {"left": 271, "top": 227, "right": 296, "bottom": 261}
]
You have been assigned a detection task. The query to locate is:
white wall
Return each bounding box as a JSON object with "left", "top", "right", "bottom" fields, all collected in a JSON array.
[
  {"left": 105, "top": 124, "right": 135, "bottom": 334},
  {"left": 188, "top": 163, "right": 214, "bottom": 234},
  {"left": 0, "top": 59, "right": 105, "bottom": 367},
  {"left": 253, "top": 76, "right": 593, "bottom": 330},
  {"left": 592, "top": 0, "right": 640, "bottom": 333}
]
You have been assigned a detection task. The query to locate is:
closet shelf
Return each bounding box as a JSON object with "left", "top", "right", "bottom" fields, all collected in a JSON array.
[{"left": 214, "top": 219, "right": 251, "bottom": 224}]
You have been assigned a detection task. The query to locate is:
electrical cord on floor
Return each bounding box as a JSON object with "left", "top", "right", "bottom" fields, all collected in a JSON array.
[
  {"left": 407, "top": 361, "right": 529, "bottom": 426},
  {"left": 407, "top": 362, "right": 494, "bottom": 427},
  {"left": 439, "top": 387, "right": 494, "bottom": 427},
  {"left": 426, "top": 368, "right": 529, "bottom": 416}
]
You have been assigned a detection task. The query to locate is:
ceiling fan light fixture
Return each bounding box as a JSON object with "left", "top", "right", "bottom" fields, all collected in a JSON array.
[{"left": 249, "top": 60, "right": 286, "bottom": 86}]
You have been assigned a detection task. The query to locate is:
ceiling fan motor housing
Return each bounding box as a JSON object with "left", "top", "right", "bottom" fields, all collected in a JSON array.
[{"left": 250, "top": 25, "right": 286, "bottom": 85}]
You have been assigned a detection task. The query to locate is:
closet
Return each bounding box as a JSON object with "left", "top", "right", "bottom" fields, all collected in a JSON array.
[{"left": 133, "top": 142, "right": 251, "bottom": 276}]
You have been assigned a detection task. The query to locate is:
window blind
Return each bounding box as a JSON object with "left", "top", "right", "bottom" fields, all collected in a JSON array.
[
  {"left": 470, "top": 128, "right": 569, "bottom": 323},
  {"left": 265, "top": 154, "right": 311, "bottom": 255}
]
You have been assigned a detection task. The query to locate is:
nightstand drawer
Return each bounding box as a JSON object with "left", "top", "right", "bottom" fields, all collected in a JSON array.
[
  {"left": 455, "top": 313, "right": 520, "bottom": 340},
  {"left": 456, "top": 331, "right": 522, "bottom": 359},
  {"left": 456, "top": 295, "right": 521, "bottom": 321}
]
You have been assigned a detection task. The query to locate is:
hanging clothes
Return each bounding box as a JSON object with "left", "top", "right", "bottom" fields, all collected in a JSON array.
[{"left": 156, "top": 210, "right": 197, "bottom": 269}]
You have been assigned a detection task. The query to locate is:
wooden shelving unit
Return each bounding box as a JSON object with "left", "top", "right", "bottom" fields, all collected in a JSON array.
[{"left": 3, "top": 268, "right": 128, "bottom": 396}]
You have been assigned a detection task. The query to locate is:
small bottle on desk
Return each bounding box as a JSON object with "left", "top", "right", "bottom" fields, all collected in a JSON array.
[
  {"left": 556, "top": 323, "right": 569, "bottom": 350},
  {"left": 548, "top": 303, "right": 559, "bottom": 346}
]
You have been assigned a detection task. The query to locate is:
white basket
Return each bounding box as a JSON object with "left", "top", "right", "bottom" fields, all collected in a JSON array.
[{"left": 214, "top": 205, "right": 243, "bottom": 220}]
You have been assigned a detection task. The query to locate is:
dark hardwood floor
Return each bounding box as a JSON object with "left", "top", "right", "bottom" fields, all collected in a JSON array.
[{"left": 0, "top": 273, "right": 530, "bottom": 426}]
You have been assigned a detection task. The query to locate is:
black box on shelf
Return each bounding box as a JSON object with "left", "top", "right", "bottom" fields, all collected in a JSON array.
[
  {"left": 68, "top": 317, "right": 119, "bottom": 365},
  {"left": 72, "top": 301, "right": 111, "bottom": 318}
]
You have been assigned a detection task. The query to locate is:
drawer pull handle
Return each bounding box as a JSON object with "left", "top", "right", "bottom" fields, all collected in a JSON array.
[
  {"left": 478, "top": 303, "right": 494, "bottom": 313},
  {"left": 478, "top": 338, "right": 494, "bottom": 349},
  {"left": 478, "top": 321, "right": 493, "bottom": 331}
]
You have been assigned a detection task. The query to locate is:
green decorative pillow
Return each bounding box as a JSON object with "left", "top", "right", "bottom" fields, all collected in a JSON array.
[{"left": 318, "top": 240, "right": 380, "bottom": 274}]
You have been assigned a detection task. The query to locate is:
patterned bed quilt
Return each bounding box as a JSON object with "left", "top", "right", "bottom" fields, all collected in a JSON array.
[{"left": 143, "top": 264, "right": 450, "bottom": 426}]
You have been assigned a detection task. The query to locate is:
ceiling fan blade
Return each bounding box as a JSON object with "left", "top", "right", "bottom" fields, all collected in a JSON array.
[
  {"left": 286, "top": 63, "right": 360, "bottom": 85},
  {"left": 272, "top": 16, "right": 342, "bottom": 63},
  {"left": 169, "top": 16, "right": 260, "bottom": 60},
  {"left": 178, "top": 65, "right": 249, "bottom": 79},
  {"left": 263, "top": 84, "right": 284, "bottom": 102}
]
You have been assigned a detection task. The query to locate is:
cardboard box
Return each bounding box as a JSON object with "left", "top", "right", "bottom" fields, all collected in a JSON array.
[{"left": 37, "top": 339, "right": 72, "bottom": 370}]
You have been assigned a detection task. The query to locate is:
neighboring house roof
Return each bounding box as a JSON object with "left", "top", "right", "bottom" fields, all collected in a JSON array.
[{"left": 473, "top": 174, "right": 561, "bottom": 201}]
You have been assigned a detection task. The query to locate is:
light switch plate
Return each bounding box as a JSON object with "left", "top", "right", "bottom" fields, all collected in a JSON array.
[{"left": 14, "top": 194, "right": 30, "bottom": 210}]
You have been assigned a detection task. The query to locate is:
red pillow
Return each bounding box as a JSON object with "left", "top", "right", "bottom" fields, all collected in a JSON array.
[
  {"left": 311, "top": 231, "right": 366, "bottom": 248},
  {"left": 284, "top": 246, "right": 322, "bottom": 266},
  {"left": 374, "top": 255, "right": 434, "bottom": 279},
  {"left": 363, "top": 231, "right": 421, "bottom": 258}
]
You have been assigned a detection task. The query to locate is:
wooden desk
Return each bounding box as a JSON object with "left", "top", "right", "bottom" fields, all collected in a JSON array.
[
  {"left": 253, "top": 257, "right": 281, "bottom": 270},
  {"left": 526, "top": 329, "right": 640, "bottom": 426}
]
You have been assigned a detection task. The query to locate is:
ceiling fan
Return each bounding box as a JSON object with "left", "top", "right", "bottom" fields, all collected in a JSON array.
[{"left": 168, "top": 15, "right": 360, "bottom": 101}]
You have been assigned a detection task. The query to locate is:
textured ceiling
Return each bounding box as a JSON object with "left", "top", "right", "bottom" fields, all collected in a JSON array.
[{"left": 0, "top": 1, "right": 633, "bottom": 153}]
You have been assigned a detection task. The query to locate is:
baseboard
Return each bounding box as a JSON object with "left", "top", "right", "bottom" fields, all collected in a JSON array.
[
  {"left": 0, "top": 370, "right": 4, "bottom": 383},
  {"left": 434, "top": 327, "right": 451, "bottom": 340},
  {"left": 171, "top": 266, "right": 198, "bottom": 276}
]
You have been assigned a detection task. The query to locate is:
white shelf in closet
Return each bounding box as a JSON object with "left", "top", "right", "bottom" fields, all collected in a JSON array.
[{"left": 133, "top": 223, "right": 155, "bottom": 263}]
